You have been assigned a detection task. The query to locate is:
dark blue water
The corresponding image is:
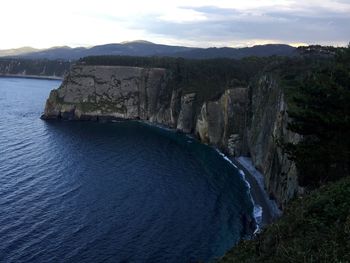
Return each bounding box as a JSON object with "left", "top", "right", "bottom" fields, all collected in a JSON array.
[{"left": 0, "top": 77, "right": 254, "bottom": 263}]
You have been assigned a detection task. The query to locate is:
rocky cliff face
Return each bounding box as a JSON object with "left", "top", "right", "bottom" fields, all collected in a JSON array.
[
  {"left": 43, "top": 65, "right": 173, "bottom": 122},
  {"left": 246, "top": 76, "right": 299, "bottom": 207},
  {"left": 42, "top": 64, "right": 299, "bottom": 208},
  {"left": 195, "top": 88, "right": 249, "bottom": 155}
]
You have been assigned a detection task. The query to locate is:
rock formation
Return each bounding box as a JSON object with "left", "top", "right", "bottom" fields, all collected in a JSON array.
[{"left": 42, "top": 64, "right": 299, "bottom": 208}]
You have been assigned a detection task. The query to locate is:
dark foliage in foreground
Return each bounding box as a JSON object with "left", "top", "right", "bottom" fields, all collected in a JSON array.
[{"left": 218, "top": 177, "right": 350, "bottom": 263}]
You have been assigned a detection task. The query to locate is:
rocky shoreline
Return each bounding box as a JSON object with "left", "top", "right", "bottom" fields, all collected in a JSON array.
[{"left": 234, "top": 157, "right": 282, "bottom": 226}]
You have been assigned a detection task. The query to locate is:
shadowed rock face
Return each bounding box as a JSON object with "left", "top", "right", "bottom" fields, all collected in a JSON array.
[
  {"left": 195, "top": 88, "right": 249, "bottom": 154},
  {"left": 246, "top": 76, "right": 299, "bottom": 207},
  {"left": 42, "top": 64, "right": 299, "bottom": 208}
]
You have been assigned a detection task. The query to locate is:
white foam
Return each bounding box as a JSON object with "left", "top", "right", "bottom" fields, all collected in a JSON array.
[
  {"left": 117, "top": 121, "right": 265, "bottom": 233},
  {"left": 136, "top": 120, "right": 175, "bottom": 132},
  {"left": 236, "top": 157, "right": 283, "bottom": 220},
  {"left": 215, "top": 149, "right": 238, "bottom": 168},
  {"left": 253, "top": 205, "right": 263, "bottom": 234},
  {"left": 213, "top": 149, "right": 262, "bottom": 234}
]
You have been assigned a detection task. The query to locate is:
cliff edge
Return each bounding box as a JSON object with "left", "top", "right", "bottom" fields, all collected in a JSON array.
[{"left": 42, "top": 64, "right": 299, "bottom": 209}]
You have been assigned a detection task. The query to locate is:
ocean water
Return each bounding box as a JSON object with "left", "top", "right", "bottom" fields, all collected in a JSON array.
[{"left": 0, "top": 77, "right": 254, "bottom": 263}]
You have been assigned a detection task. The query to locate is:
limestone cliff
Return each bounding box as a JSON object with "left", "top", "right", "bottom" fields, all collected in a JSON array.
[{"left": 42, "top": 64, "right": 299, "bottom": 208}]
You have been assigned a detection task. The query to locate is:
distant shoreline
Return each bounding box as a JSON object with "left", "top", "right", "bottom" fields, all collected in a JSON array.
[{"left": 0, "top": 74, "right": 63, "bottom": 81}]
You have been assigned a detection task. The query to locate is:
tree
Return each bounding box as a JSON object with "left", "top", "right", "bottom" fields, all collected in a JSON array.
[{"left": 284, "top": 46, "right": 350, "bottom": 187}]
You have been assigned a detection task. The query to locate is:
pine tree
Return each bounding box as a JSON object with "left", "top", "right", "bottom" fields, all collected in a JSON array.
[{"left": 284, "top": 45, "right": 350, "bottom": 186}]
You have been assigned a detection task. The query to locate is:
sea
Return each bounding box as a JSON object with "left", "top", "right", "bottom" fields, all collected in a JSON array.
[{"left": 0, "top": 77, "right": 254, "bottom": 263}]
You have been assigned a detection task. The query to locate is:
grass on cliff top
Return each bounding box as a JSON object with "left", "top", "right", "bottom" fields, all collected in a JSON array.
[{"left": 218, "top": 177, "right": 350, "bottom": 263}]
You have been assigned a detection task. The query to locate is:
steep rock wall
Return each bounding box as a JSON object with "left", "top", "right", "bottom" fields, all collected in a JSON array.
[
  {"left": 246, "top": 76, "right": 299, "bottom": 207},
  {"left": 43, "top": 65, "right": 175, "bottom": 124},
  {"left": 195, "top": 88, "right": 249, "bottom": 155},
  {"left": 42, "top": 65, "right": 299, "bottom": 208}
]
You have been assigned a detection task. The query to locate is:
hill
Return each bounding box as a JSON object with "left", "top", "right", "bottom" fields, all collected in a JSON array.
[{"left": 0, "top": 41, "right": 297, "bottom": 60}]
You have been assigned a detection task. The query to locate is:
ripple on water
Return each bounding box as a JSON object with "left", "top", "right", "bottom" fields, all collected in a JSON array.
[{"left": 0, "top": 78, "right": 255, "bottom": 263}]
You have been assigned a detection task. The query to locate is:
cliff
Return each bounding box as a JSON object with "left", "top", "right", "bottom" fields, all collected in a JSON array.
[
  {"left": 42, "top": 64, "right": 299, "bottom": 208},
  {"left": 0, "top": 58, "right": 70, "bottom": 78}
]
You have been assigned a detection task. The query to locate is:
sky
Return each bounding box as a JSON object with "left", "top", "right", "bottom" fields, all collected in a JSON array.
[{"left": 1, "top": 0, "right": 349, "bottom": 49}]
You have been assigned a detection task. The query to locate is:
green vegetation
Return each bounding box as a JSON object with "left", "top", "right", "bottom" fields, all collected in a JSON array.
[
  {"left": 281, "top": 46, "right": 350, "bottom": 187},
  {"left": 218, "top": 177, "right": 350, "bottom": 263}
]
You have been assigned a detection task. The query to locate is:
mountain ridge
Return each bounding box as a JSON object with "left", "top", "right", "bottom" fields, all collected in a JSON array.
[{"left": 0, "top": 41, "right": 297, "bottom": 60}]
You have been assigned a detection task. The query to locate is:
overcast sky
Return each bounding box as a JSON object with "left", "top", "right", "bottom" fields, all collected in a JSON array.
[{"left": 1, "top": 0, "right": 349, "bottom": 49}]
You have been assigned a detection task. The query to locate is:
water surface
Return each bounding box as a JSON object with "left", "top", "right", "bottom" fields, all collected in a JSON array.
[{"left": 0, "top": 77, "right": 254, "bottom": 262}]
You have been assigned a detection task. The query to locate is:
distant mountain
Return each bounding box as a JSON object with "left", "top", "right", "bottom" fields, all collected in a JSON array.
[
  {"left": 0, "top": 41, "right": 297, "bottom": 60},
  {"left": 0, "top": 47, "right": 40, "bottom": 57},
  {"left": 168, "top": 44, "right": 296, "bottom": 59}
]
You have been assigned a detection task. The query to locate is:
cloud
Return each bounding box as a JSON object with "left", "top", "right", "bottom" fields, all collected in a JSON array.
[
  {"left": 127, "top": 3, "right": 350, "bottom": 47},
  {"left": 0, "top": 0, "right": 349, "bottom": 49}
]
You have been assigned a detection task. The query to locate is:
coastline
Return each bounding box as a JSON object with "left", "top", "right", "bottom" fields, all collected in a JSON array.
[
  {"left": 138, "top": 120, "right": 281, "bottom": 228},
  {"left": 0, "top": 74, "right": 63, "bottom": 81},
  {"left": 120, "top": 121, "right": 281, "bottom": 229},
  {"left": 43, "top": 117, "right": 281, "bottom": 229},
  {"left": 233, "top": 157, "right": 282, "bottom": 227}
]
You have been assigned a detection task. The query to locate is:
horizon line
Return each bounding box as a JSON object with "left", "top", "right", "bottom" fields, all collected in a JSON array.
[{"left": 0, "top": 40, "right": 331, "bottom": 51}]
